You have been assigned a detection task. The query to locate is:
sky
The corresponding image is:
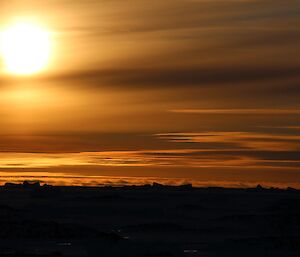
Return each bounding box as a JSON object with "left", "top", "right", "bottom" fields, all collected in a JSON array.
[{"left": 0, "top": 0, "right": 300, "bottom": 187}]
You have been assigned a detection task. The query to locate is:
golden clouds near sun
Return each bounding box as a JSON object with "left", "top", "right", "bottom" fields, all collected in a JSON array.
[{"left": 0, "top": 21, "right": 51, "bottom": 75}]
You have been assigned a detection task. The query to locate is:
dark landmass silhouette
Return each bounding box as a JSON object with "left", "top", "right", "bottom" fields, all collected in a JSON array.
[{"left": 0, "top": 181, "right": 299, "bottom": 257}]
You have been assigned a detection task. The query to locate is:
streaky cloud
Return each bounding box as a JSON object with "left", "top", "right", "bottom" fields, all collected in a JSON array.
[{"left": 170, "top": 109, "right": 300, "bottom": 114}]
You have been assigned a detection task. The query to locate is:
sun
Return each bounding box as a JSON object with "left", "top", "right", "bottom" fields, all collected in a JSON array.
[{"left": 0, "top": 21, "right": 51, "bottom": 75}]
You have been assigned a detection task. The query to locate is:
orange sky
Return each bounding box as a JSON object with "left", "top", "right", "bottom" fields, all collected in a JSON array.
[{"left": 0, "top": 0, "right": 300, "bottom": 187}]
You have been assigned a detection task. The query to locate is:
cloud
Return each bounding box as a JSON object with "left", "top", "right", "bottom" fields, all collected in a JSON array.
[
  {"left": 1, "top": 0, "right": 300, "bottom": 189},
  {"left": 157, "top": 132, "right": 300, "bottom": 151},
  {"left": 39, "top": 66, "right": 300, "bottom": 89},
  {"left": 170, "top": 109, "right": 300, "bottom": 115},
  {"left": 0, "top": 139, "right": 299, "bottom": 171}
]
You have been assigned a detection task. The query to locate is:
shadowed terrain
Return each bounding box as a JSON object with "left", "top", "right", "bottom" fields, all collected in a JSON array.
[{"left": 0, "top": 182, "right": 299, "bottom": 256}]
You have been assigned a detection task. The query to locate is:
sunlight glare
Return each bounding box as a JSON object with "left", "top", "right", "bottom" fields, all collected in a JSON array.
[{"left": 0, "top": 21, "right": 51, "bottom": 75}]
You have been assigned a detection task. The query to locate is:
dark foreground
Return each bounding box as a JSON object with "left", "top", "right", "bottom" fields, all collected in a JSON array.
[{"left": 0, "top": 182, "right": 300, "bottom": 257}]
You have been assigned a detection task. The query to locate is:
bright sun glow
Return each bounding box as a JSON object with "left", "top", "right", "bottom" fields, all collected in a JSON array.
[{"left": 0, "top": 21, "right": 51, "bottom": 75}]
